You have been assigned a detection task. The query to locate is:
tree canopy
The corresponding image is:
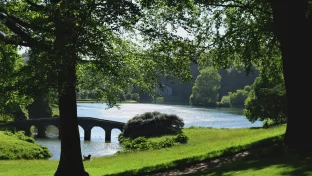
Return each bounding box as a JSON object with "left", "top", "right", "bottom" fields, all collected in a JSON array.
[
  {"left": 0, "top": 0, "right": 195, "bottom": 175},
  {"left": 190, "top": 67, "right": 221, "bottom": 106}
]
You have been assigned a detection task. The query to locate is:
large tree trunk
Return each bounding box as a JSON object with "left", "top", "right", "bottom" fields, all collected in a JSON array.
[
  {"left": 54, "top": 1, "right": 88, "bottom": 175},
  {"left": 54, "top": 58, "right": 87, "bottom": 175},
  {"left": 271, "top": 0, "right": 312, "bottom": 153}
]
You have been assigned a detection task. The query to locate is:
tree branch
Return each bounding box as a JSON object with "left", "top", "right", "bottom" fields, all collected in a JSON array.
[
  {"left": 0, "top": 7, "right": 53, "bottom": 33},
  {"left": 0, "top": 13, "right": 50, "bottom": 49},
  {"left": 0, "top": 32, "right": 31, "bottom": 47}
]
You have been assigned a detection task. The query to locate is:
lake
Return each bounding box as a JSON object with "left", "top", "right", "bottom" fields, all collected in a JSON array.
[{"left": 35, "top": 103, "right": 262, "bottom": 160}]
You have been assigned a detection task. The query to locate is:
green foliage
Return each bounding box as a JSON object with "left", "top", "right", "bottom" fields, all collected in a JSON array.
[
  {"left": 262, "top": 118, "right": 285, "bottom": 128},
  {"left": 0, "top": 131, "right": 52, "bottom": 160},
  {"left": 189, "top": 1, "right": 280, "bottom": 74},
  {"left": 118, "top": 133, "right": 188, "bottom": 153},
  {"left": 173, "top": 133, "right": 188, "bottom": 144},
  {"left": 218, "top": 68, "right": 259, "bottom": 99},
  {"left": 220, "top": 95, "right": 231, "bottom": 107},
  {"left": 244, "top": 85, "right": 252, "bottom": 92},
  {"left": 121, "top": 111, "right": 184, "bottom": 138},
  {"left": 190, "top": 67, "right": 221, "bottom": 106},
  {"left": 228, "top": 89, "right": 250, "bottom": 107},
  {"left": 3, "top": 131, "right": 35, "bottom": 143},
  {"left": 0, "top": 45, "right": 32, "bottom": 122},
  {"left": 244, "top": 72, "right": 287, "bottom": 124},
  {"left": 131, "top": 93, "right": 140, "bottom": 102},
  {"left": 220, "top": 85, "right": 251, "bottom": 107}
]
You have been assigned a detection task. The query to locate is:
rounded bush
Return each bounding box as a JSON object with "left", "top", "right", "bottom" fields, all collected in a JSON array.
[
  {"left": 174, "top": 133, "right": 189, "bottom": 144},
  {"left": 122, "top": 111, "right": 184, "bottom": 138}
]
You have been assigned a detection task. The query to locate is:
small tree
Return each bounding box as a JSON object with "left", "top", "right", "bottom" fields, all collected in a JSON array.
[
  {"left": 244, "top": 74, "right": 287, "bottom": 125},
  {"left": 190, "top": 67, "right": 221, "bottom": 106}
]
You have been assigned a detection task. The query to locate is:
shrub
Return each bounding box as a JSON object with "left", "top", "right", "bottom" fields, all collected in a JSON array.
[
  {"left": 121, "top": 111, "right": 184, "bottom": 138},
  {"left": 174, "top": 133, "right": 188, "bottom": 144},
  {"left": 131, "top": 93, "right": 140, "bottom": 101}
]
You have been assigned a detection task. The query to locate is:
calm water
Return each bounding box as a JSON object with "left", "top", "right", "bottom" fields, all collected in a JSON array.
[{"left": 35, "top": 103, "right": 262, "bottom": 160}]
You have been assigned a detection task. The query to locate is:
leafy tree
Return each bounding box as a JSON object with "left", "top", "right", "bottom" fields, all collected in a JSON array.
[
  {"left": 244, "top": 72, "right": 287, "bottom": 125},
  {"left": 0, "top": 44, "right": 30, "bottom": 121},
  {"left": 1, "top": 0, "right": 194, "bottom": 174},
  {"left": 140, "top": 0, "right": 306, "bottom": 151},
  {"left": 190, "top": 67, "right": 221, "bottom": 106},
  {"left": 189, "top": 0, "right": 309, "bottom": 151}
]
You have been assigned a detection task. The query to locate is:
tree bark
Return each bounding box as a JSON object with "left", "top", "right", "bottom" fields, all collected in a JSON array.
[
  {"left": 54, "top": 60, "right": 88, "bottom": 175},
  {"left": 271, "top": 0, "right": 312, "bottom": 153},
  {"left": 54, "top": 2, "right": 88, "bottom": 174}
]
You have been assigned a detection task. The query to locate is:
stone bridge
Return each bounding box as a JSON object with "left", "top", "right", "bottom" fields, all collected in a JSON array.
[{"left": 0, "top": 117, "right": 125, "bottom": 142}]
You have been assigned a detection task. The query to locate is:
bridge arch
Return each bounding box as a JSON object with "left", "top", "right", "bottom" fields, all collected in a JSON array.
[
  {"left": 90, "top": 126, "right": 106, "bottom": 140},
  {"left": 78, "top": 125, "right": 85, "bottom": 139},
  {"left": 45, "top": 125, "right": 59, "bottom": 137},
  {"left": 30, "top": 125, "right": 38, "bottom": 137},
  {"left": 111, "top": 128, "right": 122, "bottom": 143}
]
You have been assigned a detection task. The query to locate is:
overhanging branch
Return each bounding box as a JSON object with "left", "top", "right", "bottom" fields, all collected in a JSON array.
[
  {"left": 0, "top": 13, "right": 50, "bottom": 49},
  {"left": 0, "top": 33, "right": 31, "bottom": 47}
]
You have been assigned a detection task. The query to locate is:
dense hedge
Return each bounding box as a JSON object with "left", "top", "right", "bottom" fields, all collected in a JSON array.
[{"left": 122, "top": 111, "right": 184, "bottom": 138}]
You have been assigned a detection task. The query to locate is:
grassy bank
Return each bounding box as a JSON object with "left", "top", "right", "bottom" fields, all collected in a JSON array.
[
  {"left": 0, "top": 125, "right": 286, "bottom": 176},
  {"left": 194, "top": 145, "right": 312, "bottom": 176},
  {"left": 0, "top": 131, "right": 51, "bottom": 160}
]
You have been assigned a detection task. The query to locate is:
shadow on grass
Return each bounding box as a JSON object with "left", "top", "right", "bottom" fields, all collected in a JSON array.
[
  {"left": 188, "top": 145, "right": 312, "bottom": 176},
  {"left": 104, "top": 135, "right": 285, "bottom": 176}
]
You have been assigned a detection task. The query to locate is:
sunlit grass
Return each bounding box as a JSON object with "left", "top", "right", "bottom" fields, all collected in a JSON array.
[{"left": 0, "top": 125, "right": 286, "bottom": 176}]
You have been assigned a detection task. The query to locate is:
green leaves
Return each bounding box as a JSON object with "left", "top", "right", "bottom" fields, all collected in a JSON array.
[{"left": 190, "top": 67, "right": 221, "bottom": 106}]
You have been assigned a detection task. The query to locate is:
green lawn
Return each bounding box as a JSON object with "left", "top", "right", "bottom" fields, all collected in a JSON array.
[{"left": 0, "top": 125, "right": 287, "bottom": 176}]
